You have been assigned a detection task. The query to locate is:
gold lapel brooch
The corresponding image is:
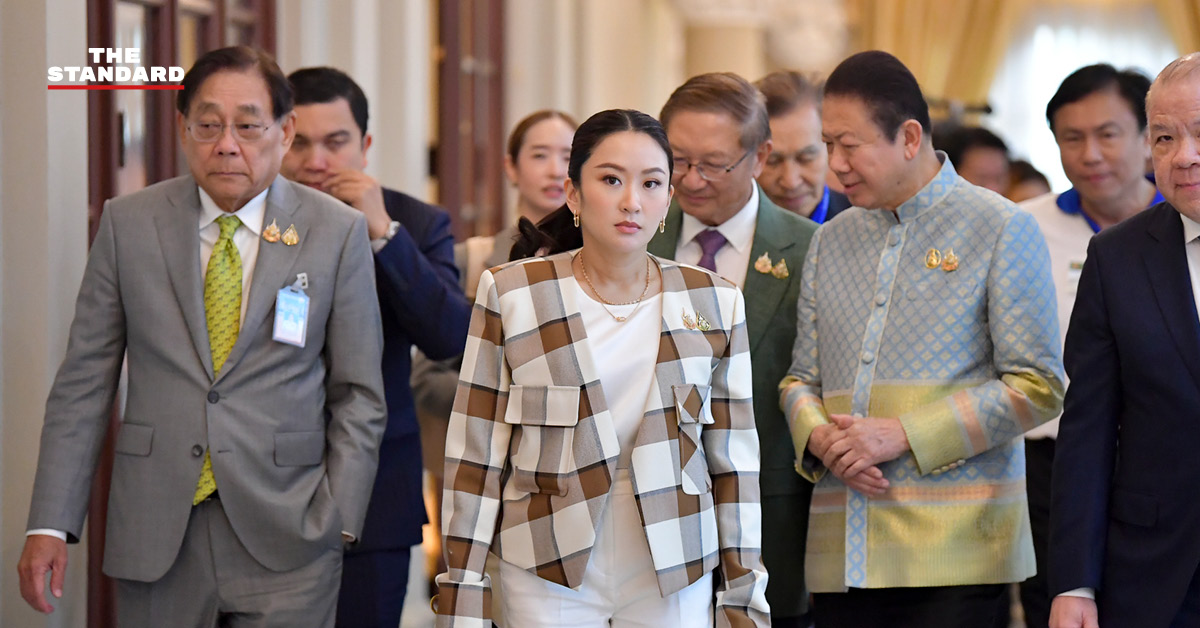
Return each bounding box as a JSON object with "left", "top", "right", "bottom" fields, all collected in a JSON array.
[
  {"left": 281, "top": 224, "right": 300, "bottom": 246},
  {"left": 754, "top": 252, "right": 773, "bottom": 274},
  {"left": 681, "top": 308, "right": 711, "bottom": 331},
  {"left": 262, "top": 219, "right": 282, "bottom": 243}
]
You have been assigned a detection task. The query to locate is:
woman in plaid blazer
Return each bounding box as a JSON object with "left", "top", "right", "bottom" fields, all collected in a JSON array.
[{"left": 435, "top": 110, "right": 770, "bottom": 627}]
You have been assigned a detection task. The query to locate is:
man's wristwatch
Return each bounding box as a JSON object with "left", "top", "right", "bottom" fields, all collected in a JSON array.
[
  {"left": 379, "top": 220, "right": 401, "bottom": 242},
  {"left": 371, "top": 220, "right": 401, "bottom": 251}
]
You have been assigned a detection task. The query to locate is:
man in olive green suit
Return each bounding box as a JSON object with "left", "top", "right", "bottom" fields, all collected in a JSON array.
[{"left": 650, "top": 72, "right": 818, "bottom": 627}]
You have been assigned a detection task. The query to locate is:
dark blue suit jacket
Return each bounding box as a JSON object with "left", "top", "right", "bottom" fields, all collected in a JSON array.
[
  {"left": 1050, "top": 202, "right": 1200, "bottom": 626},
  {"left": 826, "top": 189, "right": 852, "bottom": 221},
  {"left": 350, "top": 187, "right": 471, "bottom": 553}
]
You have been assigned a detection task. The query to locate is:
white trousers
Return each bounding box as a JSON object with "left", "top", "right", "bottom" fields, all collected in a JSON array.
[{"left": 498, "top": 469, "right": 715, "bottom": 628}]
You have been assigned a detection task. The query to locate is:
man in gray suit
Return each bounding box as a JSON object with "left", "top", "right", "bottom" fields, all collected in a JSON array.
[
  {"left": 648, "top": 71, "right": 818, "bottom": 628},
  {"left": 17, "top": 46, "right": 386, "bottom": 627}
]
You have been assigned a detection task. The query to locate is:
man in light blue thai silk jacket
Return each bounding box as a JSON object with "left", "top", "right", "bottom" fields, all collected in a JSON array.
[{"left": 779, "top": 50, "right": 1065, "bottom": 628}]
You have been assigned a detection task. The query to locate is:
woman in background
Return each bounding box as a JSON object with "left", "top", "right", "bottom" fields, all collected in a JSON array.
[{"left": 435, "top": 109, "right": 770, "bottom": 627}]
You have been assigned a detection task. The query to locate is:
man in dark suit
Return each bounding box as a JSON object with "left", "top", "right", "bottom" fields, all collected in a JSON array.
[
  {"left": 281, "top": 67, "right": 471, "bottom": 627},
  {"left": 648, "top": 72, "right": 818, "bottom": 628},
  {"left": 1049, "top": 52, "right": 1200, "bottom": 628},
  {"left": 18, "top": 47, "right": 387, "bottom": 627}
]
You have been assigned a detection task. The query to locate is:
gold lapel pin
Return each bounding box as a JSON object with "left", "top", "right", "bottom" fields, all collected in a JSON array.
[
  {"left": 682, "top": 308, "right": 697, "bottom": 330},
  {"left": 925, "top": 248, "right": 943, "bottom": 269},
  {"left": 941, "top": 248, "right": 959, "bottom": 272},
  {"left": 771, "top": 259, "right": 789, "bottom": 279},
  {"left": 262, "top": 219, "right": 281, "bottom": 243},
  {"left": 754, "top": 252, "right": 773, "bottom": 274},
  {"left": 696, "top": 312, "right": 711, "bottom": 332},
  {"left": 282, "top": 224, "right": 300, "bottom": 246}
]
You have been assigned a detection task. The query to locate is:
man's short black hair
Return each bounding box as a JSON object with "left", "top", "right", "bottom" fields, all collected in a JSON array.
[
  {"left": 1046, "top": 64, "right": 1152, "bottom": 133},
  {"left": 934, "top": 124, "right": 1009, "bottom": 168},
  {"left": 824, "top": 50, "right": 932, "bottom": 139},
  {"left": 287, "top": 67, "right": 369, "bottom": 137},
  {"left": 178, "top": 46, "right": 292, "bottom": 120}
]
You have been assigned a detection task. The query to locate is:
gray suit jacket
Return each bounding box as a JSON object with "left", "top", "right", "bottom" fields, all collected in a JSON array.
[
  {"left": 28, "top": 175, "right": 387, "bottom": 582},
  {"left": 648, "top": 185, "right": 817, "bottom": 617}
]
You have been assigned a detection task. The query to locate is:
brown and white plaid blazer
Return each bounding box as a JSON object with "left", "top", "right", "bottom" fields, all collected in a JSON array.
[{"left": 435, "top": 251, "right": 769, "bottom": 627}]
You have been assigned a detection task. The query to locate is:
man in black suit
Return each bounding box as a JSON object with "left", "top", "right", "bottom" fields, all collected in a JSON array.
[
  {"left": 281, "top": 67, "right": 471, "bottom": 628},
  {"left": 1049, "top": 52, "right": 1200, "bottom": 628}
]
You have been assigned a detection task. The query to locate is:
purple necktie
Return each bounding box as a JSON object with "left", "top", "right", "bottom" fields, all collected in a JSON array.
[{"left": 694, "top": 229, "right": 727, "bottom": 273}]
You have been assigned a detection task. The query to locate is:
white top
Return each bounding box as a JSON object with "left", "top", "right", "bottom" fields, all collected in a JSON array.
[
  {"left": 1021, "top": 192, "right": 1095, "bottom": 440},
  {"left": 1180, "top": 213, "right": 1200, "bottom": 325},
  {"left": 575, "top": 281, "right": 663, "bottom": 469},
  {"left": 677, "top": 185, "right": 759, "bottom": 289},
  {"left": 198, "top": 186, "right": 268, "bottom": 323}
]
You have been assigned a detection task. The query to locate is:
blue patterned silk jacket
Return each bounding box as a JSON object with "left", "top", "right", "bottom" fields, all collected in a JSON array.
[{"left": 780, "top": 156, "right": 1065, "bottom": 592}]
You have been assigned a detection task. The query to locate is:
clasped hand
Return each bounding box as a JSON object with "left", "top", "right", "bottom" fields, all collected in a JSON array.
[{"left": 806, "top": 414, "right": 911, "bottom": 495}]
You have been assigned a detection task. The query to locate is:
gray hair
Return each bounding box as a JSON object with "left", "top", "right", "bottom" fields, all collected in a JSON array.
[{"left": 1148, "top": 52, "right": 1200, "bottom": 111}]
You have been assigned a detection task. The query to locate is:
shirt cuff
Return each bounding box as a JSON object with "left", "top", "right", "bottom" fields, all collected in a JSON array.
[
  {"left": 27, "top": 529, "right": 68, "bottom": 541},
  {"left": 341, "top": 531, "right": 356, "bottom": 543},
  {"left": 1057, "top": 587, "right": 1095, "bottom": 600}
]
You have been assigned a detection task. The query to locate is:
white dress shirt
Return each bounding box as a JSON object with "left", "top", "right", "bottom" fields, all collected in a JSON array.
[{"left": 676, "top": 185, "right": 760, "bottom": 289}]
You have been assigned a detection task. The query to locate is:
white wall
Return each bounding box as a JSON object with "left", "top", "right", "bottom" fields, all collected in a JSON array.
[
  {"left": 275, "top": 0, "right": 432, "bottom": 200},
  {"left": 502, "top": 0, "right": 685, "bottom": 223},
  {"left": 0, "top": 0, "right": 90, "bottom": 625}
]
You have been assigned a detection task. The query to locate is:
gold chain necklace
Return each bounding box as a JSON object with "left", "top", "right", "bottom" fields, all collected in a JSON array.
[{"left": 578, "top": 251, "right": 652, "bottom": 323}]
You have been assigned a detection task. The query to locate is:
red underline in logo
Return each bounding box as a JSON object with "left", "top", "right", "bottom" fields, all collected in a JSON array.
[{"left": 47, "top": 84, "right": 183, "bottom": 90}]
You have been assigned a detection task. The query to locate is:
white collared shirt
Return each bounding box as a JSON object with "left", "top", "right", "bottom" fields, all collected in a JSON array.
[
  {"left": 676, "top": 185, "right": 760, "bottom": 288},
  {"left": 198, "top": 186, "right": 268, "bottom": 323},
  {"left": 1181, "top": 213, "right": 1200, "bottom": 322}
]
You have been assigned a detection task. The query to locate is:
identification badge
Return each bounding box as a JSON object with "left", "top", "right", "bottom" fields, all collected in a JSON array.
[{"left": 273, "top": 273, "right": 310, "bottom": 347}]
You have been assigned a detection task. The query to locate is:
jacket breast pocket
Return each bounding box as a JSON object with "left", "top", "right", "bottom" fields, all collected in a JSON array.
[
  {"left": 674, "top": 384, "right": 714, "bottom": 495},
  {"left": 503, "top": 384, "right": 581, "bottom": 496}
]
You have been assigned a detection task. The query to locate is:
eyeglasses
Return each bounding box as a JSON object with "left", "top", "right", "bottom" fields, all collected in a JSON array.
[
  {"left": 187, "top": 121, "right": 274, "bottom": 143},
  {"left": 672, "top": 150, "right": 751, "bottom": 182}
]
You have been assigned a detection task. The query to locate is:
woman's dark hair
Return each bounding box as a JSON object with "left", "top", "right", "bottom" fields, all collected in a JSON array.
[
  {"left": 507, "top": 110, "right": 579, "bottom": 163},
  {"left": 508, "top": 207, "right": 581, "bottom": 261},
  {"left": 510, "top": 109, "right": 672, "bottom": 258}
]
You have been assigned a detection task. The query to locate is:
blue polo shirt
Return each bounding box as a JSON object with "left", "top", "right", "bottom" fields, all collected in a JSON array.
[{"left": 1056, "top": 176, "right": 1163, "bottom": 233}]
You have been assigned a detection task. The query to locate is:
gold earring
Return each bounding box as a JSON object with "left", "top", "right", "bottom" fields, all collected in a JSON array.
[
  {"left": 573, "top": 212, "right": 580, "bottom": 228},
  {"left": 659, "top": 219, "right": 666, "bottom": 233}
]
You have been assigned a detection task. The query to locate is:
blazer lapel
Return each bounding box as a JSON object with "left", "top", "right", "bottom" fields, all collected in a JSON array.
[
  {"left": 216, "top": 177, "right": 303, "bottom": 384},
  {"left": 741, "top": 196, "right": 797, "bottom": 351},
  {"left": 1144, "top": 205, "right": 1200, "bottom": 387},
  {"left": 550, "top": 252, "right": 599, "bottom": 386},
  {"left": 159, "top": 179, "right": 214, "bottom": 380}
]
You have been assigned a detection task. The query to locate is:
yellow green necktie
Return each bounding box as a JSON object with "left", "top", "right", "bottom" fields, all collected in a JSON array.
[{"left": 195, "top": 214, "right": 242, "bottom": 505}]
